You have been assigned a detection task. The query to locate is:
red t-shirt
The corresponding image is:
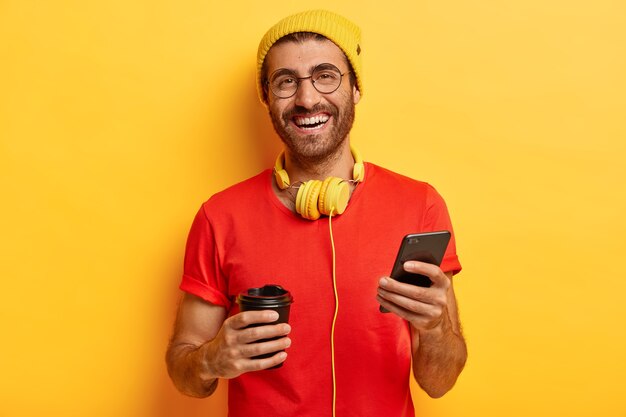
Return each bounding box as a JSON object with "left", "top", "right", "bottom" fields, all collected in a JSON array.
[{"left": 181, "top": 163, "right": 461, "bottom": 417}]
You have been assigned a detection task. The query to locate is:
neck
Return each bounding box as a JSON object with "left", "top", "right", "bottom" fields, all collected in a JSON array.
[{"left": 283, "top": 141, "right": 355, "bottom": 184}]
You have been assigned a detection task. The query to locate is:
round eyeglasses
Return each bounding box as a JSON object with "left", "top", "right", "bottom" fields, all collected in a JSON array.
[{"left": 267, "top": 63, "right": 351, "bottom": 99}]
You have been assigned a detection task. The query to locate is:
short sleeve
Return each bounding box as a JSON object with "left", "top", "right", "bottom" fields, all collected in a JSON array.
[
  {"left": 179, "top": 205, "right": 232, "bottom": 309},
  {"left": 424, "top": 184, "right": 462, "bottom": 275}
]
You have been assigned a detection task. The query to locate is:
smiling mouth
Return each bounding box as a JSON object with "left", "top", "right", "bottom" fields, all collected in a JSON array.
[{"left": 293, "top": 114, "right": 330, "bottom": 130}]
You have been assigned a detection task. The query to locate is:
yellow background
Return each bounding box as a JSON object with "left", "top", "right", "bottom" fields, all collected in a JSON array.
[{"left": 1, "top": 0, "right": 625, "bottom": 416}]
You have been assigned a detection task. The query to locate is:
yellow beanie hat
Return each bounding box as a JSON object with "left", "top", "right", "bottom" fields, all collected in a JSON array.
[{"left": 256, "top": 9, "right": 363, "bottom": 104}]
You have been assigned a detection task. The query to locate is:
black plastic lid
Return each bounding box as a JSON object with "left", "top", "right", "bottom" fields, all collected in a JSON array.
[{"left": 236, "top": 284, "right": 293, "bottom": 308}]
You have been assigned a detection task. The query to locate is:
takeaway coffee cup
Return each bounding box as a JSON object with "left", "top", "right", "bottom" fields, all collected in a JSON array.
[{"left": 236, "top": 284, "right": 294, "bottom": 367}]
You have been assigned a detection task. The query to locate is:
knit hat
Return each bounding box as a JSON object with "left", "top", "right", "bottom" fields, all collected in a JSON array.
[{"left": 256, "top": 9, "right": 363, "bottom": 104}]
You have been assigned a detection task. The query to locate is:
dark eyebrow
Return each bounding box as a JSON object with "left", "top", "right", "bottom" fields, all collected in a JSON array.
[
  {"left": 269, "top": 68, "right": 297, "bottom": 79},
  {"left": 270, "top": 63, "right": 344, "bottom": 79},
  {"left": 313, "top": 63, "right": 341, "bottom": 72}
]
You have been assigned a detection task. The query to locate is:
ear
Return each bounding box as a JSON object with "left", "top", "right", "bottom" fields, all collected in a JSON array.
[{"left": 353, "top": 86, "right": 361, "bottom": 104}]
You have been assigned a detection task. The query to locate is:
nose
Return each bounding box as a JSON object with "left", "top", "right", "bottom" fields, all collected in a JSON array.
[{"left": 294, "top": 77, "right": 321, "bottom": 109}]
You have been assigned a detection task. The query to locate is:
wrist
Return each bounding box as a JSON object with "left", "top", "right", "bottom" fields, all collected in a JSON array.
[
  {"left": 198, "top": 340, "right": 220, "bottom": 380},
  {"left": 168, "top": 342, "right": 219, "bottom": 398},
  {"left": 195, "top": 343, "right": 221, "bottom": 395},
  {"left": 412, "top": 312, "right": 448, "bottom": 340}
]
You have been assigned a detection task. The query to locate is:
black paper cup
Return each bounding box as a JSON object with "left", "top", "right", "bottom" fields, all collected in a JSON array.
[{"left": 236, "top": 285, "right": 293, "bottom": 367}]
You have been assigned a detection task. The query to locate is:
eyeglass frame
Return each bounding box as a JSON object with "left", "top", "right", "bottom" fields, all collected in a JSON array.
[{"left": 265, "top": 63, "right": 352, "bottom": 99}]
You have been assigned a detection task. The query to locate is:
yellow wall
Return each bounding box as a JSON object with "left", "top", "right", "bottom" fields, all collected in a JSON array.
[{"left": 1, "top": 1, "right": 624, "bottom": 416}]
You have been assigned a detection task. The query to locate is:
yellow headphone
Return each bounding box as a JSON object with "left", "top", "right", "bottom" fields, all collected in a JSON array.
[{"left": 274, "top": 146, "right": 365, "bottom": 220}]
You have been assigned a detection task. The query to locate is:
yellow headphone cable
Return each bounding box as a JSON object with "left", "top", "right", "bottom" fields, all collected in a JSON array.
[{"left": 328, "top": 208, "right": 339, "bottom": 417}]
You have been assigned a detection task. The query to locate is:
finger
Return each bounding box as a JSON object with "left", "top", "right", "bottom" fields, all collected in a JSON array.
[
  {"left": 377, "top": 285, "right": 432, "bottom": 313},
  {"left": 227, "top": 310, "right": 280, "bottom": 330},
  {"left": 377, "top": 295, "right": 440, "bottom": 329},
  {"left": 239, "top": 335, "right": 292, "bottom": 359},
  {"left": 403, "top": 261, "right": 449, "bottom": 288},
  {"left": 242, "top": 351, "right": 289, "bottom": 372},
  {"left": 378, "top": 277, "right": 431, "bottom": 303},
  {"left": 379, "top": 277, "right": 448, "bottom": 309},
  {"left": 239, "top": 322, "right": 291, "bottom": 344},
  {"left": 376, "top": 295, "right": 416, "bottom": 322}
]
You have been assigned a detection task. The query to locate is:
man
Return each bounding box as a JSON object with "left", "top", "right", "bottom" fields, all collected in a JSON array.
[{"left": 166, "top": 9, "right": 467, "bottom": 417}]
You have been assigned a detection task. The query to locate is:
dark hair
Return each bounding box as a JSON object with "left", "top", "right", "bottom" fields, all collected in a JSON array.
[{"left": 260, "top": 32, "right": 357, "bottom": 102}]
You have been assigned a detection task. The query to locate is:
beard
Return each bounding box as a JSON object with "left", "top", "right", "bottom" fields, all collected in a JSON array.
[{"left": 269, "top": 92, "right": 356, "bottom": 168}]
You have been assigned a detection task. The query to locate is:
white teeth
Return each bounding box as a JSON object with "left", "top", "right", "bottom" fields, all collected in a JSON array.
[{"left": 295, "top": 114, "right": 330, "bottom": 127}]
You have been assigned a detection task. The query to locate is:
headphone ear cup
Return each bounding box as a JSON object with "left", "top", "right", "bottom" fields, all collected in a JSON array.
[
  {"left": 319, "top": 177, "right": 350, "bottom": 215},
  {"left": 350, "top": 145, "right": 365, "bottom": 183},
  {"left": 273, "top": 152, "right": 291, "bottom": 189},
  {"left": 352, "top": 161, "right": 364, "bottom": 183},
  {"left": 274, "top": 169, "right": 290, "bottom": 190},
  {"left": 295, "top": 180, "right": 322, "bottom": 220}
]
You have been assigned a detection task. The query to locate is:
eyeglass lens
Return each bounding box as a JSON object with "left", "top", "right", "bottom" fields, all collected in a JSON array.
[{"left": 269, "top": 63, "right": 345, "bottom": 98}]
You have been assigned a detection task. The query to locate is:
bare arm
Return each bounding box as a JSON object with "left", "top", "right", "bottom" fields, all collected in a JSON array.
[
  {"left": 377, "top": 264, "right": 467, "bottom": 398},
  {"left": 165, "top": 293, "right": 292, "bottom": 397}
]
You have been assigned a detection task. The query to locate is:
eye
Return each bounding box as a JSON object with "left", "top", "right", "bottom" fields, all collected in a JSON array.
[
  {"left": 314, "top": 70, "right": 339, "bottom": 84},
  {"left": 319, "top": 71, "right": 337, "bottom": 79},
  {"left": 273, "top": 75, "right": 297, "bottom": 90}
]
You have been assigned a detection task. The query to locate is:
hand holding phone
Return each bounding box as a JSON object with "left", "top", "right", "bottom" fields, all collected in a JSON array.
[{"left": 379, "top": 231, "right": 451, "bottom": 313}]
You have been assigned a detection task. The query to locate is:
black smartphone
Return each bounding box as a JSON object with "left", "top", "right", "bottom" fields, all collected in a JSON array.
[{"left": 379, "top": 231, "right": 451, "bottom": 313}]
